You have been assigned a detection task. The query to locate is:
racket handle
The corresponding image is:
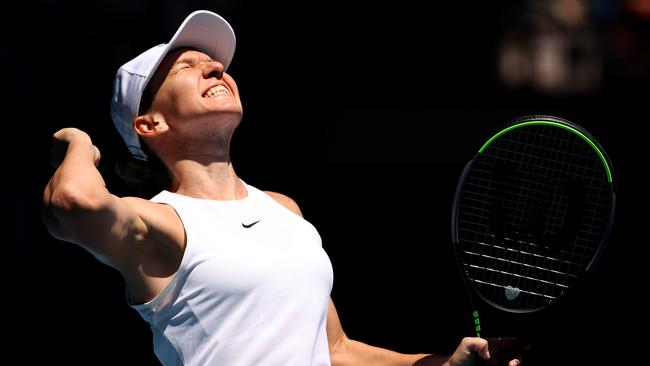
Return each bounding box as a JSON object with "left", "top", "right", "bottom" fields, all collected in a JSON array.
[
  {"left": 472, "top": 310, "right": 482, "bottom": 338},
  {"left": 485, "top": 337, "right": 532, "bottom": 366}
]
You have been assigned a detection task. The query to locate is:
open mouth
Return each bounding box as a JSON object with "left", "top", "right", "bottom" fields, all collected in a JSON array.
[{"left": 203, "top": 85, "right": 231, "bottom": 98}]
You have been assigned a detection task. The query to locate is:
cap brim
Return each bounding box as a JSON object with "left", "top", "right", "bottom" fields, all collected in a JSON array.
[{"left": 166, "top": 10, "right": 236, "bottom": 70}]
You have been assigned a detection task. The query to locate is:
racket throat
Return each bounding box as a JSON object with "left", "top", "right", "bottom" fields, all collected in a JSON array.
[{"left": 472, "top": 309, "right": 482, "bottom": 337}]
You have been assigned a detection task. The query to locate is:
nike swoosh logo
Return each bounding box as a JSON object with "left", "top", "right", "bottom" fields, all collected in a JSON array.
[{"left": 242, "top": 220, "right": 261, "bottom": 229}]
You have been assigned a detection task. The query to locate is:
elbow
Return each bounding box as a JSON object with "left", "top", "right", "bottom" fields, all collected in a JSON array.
[
  {"left": 45, "top": 183, "right": 91, "bottom": 212},
  {"left": 329, "top": 335, "right": 352, "bottom": 366},
  {"left": 42, "top": 184, "right": 102, "bottom": 239},
  {"left": 42, "top": 184, "right": 78, "bottom": 239}
]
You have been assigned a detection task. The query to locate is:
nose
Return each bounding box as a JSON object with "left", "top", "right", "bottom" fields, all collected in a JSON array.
[{"left": 202, "top": 60, "right": 225, "bottom": 79}]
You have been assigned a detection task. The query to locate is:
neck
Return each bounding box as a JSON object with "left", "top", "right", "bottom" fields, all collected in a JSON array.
[{"left": 167, "top": 159, "right": 246, "bottom": 200}]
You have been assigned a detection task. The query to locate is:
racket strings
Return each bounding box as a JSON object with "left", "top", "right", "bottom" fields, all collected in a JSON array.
[{"left": 458, "top": 124, "right": 612, "bottom": 311}]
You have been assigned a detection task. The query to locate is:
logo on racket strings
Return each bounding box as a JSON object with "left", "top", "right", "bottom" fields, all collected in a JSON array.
[{"left": 505, "top": 286, "right": 521, "bottom": 301}]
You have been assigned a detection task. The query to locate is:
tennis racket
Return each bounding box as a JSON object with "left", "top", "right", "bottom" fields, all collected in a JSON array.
[{"left": 451, "top": 115, "right": 616, "bottom": 342}]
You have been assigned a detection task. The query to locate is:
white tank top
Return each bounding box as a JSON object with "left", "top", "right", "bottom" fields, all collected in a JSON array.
[{"left": 129, "top": 183, "right": 334, "bottom": 366}]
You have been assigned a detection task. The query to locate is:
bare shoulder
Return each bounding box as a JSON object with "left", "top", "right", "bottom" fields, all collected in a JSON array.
[
  {"left": 122, "top": 196, "right": 177, "bottom": 219},
  {"left": 263, "top": 191, "right": 303, "bottom": 217},
  {"left": 122, "top": 196, "right": 184, "bottom": 243}
]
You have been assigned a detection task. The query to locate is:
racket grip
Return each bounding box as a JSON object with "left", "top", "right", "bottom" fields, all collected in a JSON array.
[{"left": 485, "top": 337, "right": 531, "bottom": 366}]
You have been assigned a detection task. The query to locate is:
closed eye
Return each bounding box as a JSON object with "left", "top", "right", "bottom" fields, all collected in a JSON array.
[{"left": 169, "top": 64, "right": 190, "bottom": 75}]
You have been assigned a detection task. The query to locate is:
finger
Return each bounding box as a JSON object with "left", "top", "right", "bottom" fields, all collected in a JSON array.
[
  {"left": 471, "top": 337, "right": 490, "bottom": 360},
  {"left": 508, "top": 360, "right": 520, "bottom": 366},
  {"left": 92, "top": 145, "right": 101, "bottom": 166},
  {"left": 481, "top": 347, "right": 490, "bottom": 360}
]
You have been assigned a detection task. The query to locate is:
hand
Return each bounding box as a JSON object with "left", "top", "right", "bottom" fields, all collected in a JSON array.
[
  {"left": 444, "top": 337, "right": 526, "bottom": 366},
  {"left": 51, "top": 128, "right": 101, "bottom": 168}
]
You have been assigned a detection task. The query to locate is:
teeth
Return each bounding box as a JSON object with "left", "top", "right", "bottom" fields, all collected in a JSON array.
[{"left": 204, "top": 85, "right": 230, "bottom": 98}]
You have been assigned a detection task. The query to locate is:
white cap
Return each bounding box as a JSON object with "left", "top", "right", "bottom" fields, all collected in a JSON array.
[{"left": 110, "top": 10, "right": 236, "bottom": 160}]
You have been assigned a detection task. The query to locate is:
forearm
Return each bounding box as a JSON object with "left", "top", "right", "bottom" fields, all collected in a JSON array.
[{"left": 330, "top": 336, "right": 447, "bottom": 366}]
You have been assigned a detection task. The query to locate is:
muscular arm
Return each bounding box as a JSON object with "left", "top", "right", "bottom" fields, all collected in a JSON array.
[
  {"left": 325, "top": 299, "right": 516, "bottom": 366},
  {"left": 326, "top": 298, "right": 444, "bottom": 366},
  {"left": 42, "top": 128, "right": 147, "bottom": 270}
]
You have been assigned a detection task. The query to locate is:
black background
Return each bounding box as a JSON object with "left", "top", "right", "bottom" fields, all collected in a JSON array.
[{"left": 5, "top": 1, "right": 648, "bottom": 365}]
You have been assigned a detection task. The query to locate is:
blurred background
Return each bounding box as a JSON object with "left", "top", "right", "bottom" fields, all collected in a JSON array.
[{"left": 4, "top": 0, "right": 648, "bottom": 364}]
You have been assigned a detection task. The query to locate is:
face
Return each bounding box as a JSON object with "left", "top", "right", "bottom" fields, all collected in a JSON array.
[{"left": 145, "top": 48, "right": 243, "bottom": 136}]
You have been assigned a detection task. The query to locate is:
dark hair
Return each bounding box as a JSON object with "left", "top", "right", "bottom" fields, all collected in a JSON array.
[
  {"left": 113, "top": 140, "right": 170, "bottom": 198},
  {"left": 113, "top": 78, "right": 170, "bottom": 196}
]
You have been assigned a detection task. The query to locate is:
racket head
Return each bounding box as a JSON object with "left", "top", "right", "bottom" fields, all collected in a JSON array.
[{"left": 451, "top": 115, "right": 615, "bottom": 314}]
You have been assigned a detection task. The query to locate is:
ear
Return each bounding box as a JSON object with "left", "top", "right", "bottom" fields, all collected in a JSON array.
[{"left": 133, "top": 113, "right": 168, "bottom": 137}]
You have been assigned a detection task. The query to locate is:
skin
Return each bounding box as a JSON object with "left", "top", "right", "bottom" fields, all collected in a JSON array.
[{"left": 42, "top": 48, "right": 520, "bottom": 366}]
